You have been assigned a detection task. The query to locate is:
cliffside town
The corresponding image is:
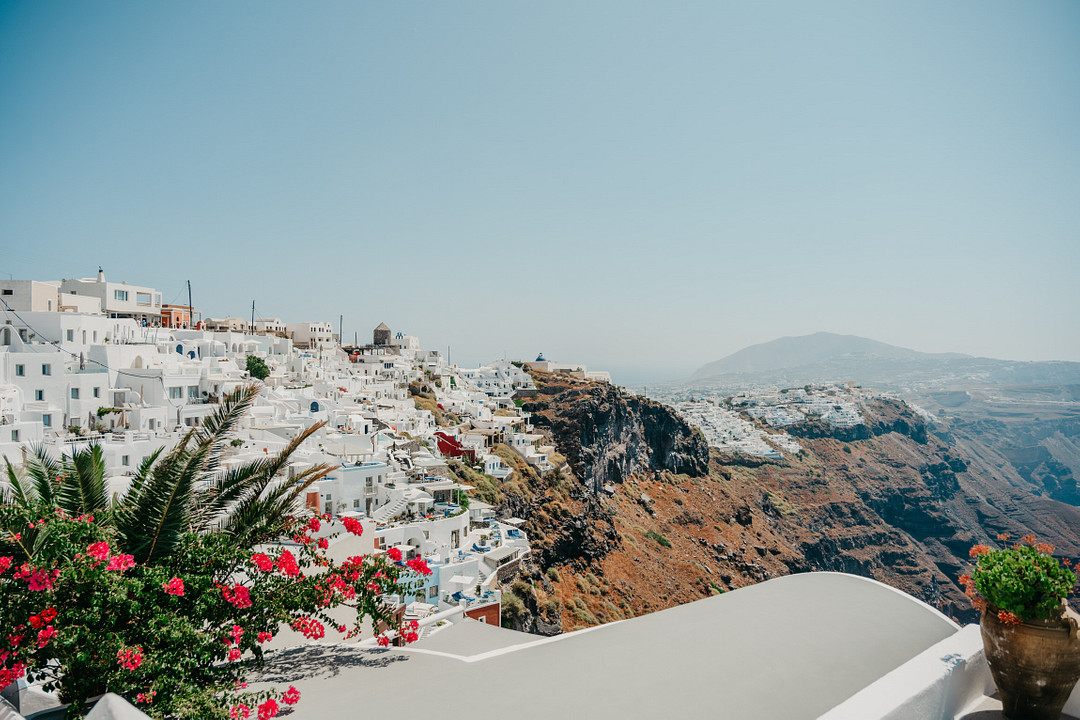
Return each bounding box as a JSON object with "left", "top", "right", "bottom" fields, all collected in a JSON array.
[{"left": 4, "top": 270, "right": 1079, "bottom": 640}]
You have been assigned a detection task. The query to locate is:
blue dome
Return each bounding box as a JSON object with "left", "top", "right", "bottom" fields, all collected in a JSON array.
[{"left": 535, "top": 353, "right": 547, "bottom": 362}]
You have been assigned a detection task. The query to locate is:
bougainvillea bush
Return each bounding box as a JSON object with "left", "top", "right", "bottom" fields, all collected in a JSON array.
[
  {"left": 0, "top": 385, "right": 431, "bottom": 719},
  {"left": 0, "top": 505, "right": 430, "bottom": 719},
  {"left": 960, "top": 533, "right": 1077, "bottom": 626}
]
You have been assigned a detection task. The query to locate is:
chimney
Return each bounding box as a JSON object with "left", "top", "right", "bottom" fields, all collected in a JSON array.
[{"left": 97, "top": 267, "right": 105, "bottom": 283}]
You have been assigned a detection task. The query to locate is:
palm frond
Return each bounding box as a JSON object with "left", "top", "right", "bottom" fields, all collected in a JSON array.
[
  {"left": 224, "top": 462, "right": 334, "bottom": 547},
  {"left": 22, "top": 444, "right": 62, "bottom": 506},
  {"left": 58, "top": 444, "right": 107, "bottom": 516},
  {"left": 190, "top": 420, "right": 327, "bottom": 532},
  {"left": 3, "top": 457, "right": 33, "bottom": 508}
]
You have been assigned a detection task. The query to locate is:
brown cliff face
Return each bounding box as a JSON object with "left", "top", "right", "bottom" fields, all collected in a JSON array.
[{"left": 493, "top": 373, "right": 1080, "bottom": 634}]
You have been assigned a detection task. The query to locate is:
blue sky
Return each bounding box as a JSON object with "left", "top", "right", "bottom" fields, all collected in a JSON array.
[{"left": 1, "top": 1, "right": 1078, "bottom": 383}]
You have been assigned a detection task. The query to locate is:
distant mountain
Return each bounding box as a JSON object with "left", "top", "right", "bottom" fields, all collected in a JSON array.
[
  {"left": 692, "top": 333, "right": 967, "bottom": 380},
  {"left": 687, "top": 332, "right": 1080, "bottom": 390}
]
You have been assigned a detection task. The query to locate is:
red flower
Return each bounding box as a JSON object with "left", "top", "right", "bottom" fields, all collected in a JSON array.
[
  {"left": 1021, "top": 534, "right": 1037, "bottom": 546},
  {"left": 0, "top": 556, "right": 11, "bottom": 574},
  {"left": 998, "top": 610, "right": 1022, "bottom": 626},
  {"left": 290, "top": 617, "right": 325, "bottom": 639},
  {"left": 958, "top": 574, "right": 972, "bottom": 587},
  {"left": 222, "top": 584, "right": 253, "bottom": 609},
  {"left": 87, "top": 542, "right": 110, "bottom": 561},
  {"left": 230, "top": 704, "right": 251, "bottom": 719},
  {"left": 36, "top": 626, "right": 56, "bottom": 648},
  {"left": 376, "top": 634, "right": 390, "bottom": 647},
  {"left": 996, "top": 533, "right": 1010, "bottom": 542},
  {"left": 1036, "top": 542, "right": 1055, "bottom": 554},
  {"left": 106, "top": 554, "right": 135, "bottom": 572},
  {"left": 251, "top": 553, "right": 274, "bottom": 572},
  {"left": 406, "top": 557, "right": 432, "bottom": 576},
  {"left": 281, "top": 686, "right": 300, "bottom": 705},
  {"left": 342, "top": 517, "right": 364, "bottom": 536},
  {"left": 136, "top": 691, "right": 156, "bottom": 705},
  {"left": 230, "top": 625, "right": 244, "bottom": 644},
  {"left": 318, "top": 538, "right": 329, "bottom": 550},
  {"left": 29, "top": 607, "right": 57, "bottom": 629},
  {"left": 257, "top": 632, "right": 273, "bottom": 644},
  {"left": 162, "top": 577, "right": 185, "bottom": 596},
  {"left": 258, "top": 699, "right": 279, "bottom": 720},
  {"left": 277, "top": 550, "right": 300, "bottom": 577},
  {"left": 228, "top": 649, "right": 242, "bottom": 661},
  {"left": 387, "top": 547, "right": 402, "bottom": 562},
  {"left": 969, "top": 545, "right": 990, "bottom": 558},
  {"left": 307, "top": 517, "right": 321, "bottom": 533},
  {"left": 117, "top": 646, "right": 144, "bottom": 671}
]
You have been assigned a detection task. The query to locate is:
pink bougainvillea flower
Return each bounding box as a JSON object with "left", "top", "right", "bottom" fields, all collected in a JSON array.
[
  {"left": 0, "top": 556, "right": 12, "bottom": 574},
  {"left": 387, "top": 547, "right": 402, "bottom": 562},
  {"left": 162, "top": 577, "right": 185, "bottom": 596},
  {"left": 317, "top": 537, "right": 329, "bottom": 550},
  {"left": 277, "top": 550, "right": 300, "bottom": 577},
  {"left": 136, "top": 691, "right": 156, "bottom": 705},
  {"left": 251, "top": 553, "right": 274, "bottom": 572},
  {"left": 27, "top": 568, "right": 59, "bottom": 591},
  {"left": 87, "top": 542, "right": 110, "bottom": 561},
  {"left": 341, "top": 517, "right": 363, "bottom": 536},
  {"left": 307, "top": 517, "right": 321, "bottom": 533},
  {"left": 230, "top": 704, "right": 251, "bottom": 719},
  {"left": 106, "top": 554, "right": 135, "bottom": 572},
  {"left": 376, "top": 633, "right": 390, "bottom": 647},
  {"left": 258, "top": 699, "right": 279, "bottom": 720},
  {"left": 228, "top": 648, "right": 242, "bottom": 661},
  {"left": 257, "top": 631, "right": 273, "bottom": 643},
  {"left": 0, "top": 662, "right": 27, "bottom": 688},
  {"left": 36, "top": 626, "right": 57, "bottom": 648},
  {"left": 281, "top": 686, "right": 300, "bottom": 705},
  {"left": 117, "top": 647, "right": 144, "bottom": 671}
]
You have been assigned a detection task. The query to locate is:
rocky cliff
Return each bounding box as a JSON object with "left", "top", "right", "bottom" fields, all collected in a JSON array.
[{"left": 489, "top": 371, "right": 1080, "bottom": 635}]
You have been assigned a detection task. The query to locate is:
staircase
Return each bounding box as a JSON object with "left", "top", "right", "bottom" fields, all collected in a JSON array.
[{"left": 372, "top": 495, "right": 407, "bottom": 522}]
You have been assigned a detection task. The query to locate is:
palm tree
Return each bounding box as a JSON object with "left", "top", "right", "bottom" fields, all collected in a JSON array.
[{"left": 2, "top": 385, "right": 333, "bottom": 564}]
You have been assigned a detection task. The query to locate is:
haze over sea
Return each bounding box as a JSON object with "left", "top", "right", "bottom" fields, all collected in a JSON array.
[{"left": 1, "top": 1, "right": 1077, "bottom": 384}]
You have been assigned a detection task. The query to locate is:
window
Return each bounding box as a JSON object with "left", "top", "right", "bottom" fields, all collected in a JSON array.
[
  {"left": 324, "top": 501, "right": 332, "bottom": 514},
  {"left": 353, "top": 499, "right": 361, "bottom": 508},
  {"left": 1, "top": 289, "right": 11, "bottom": 296},
  {"left": 15, "top": 364, "right": 24, "bottom": 376},
  {"left": 11, "top": 430, "right": 19, "bottom": 442},
  {"left": 187, "top": 386, "right": 199, "bottom": 400},
  {"left": 42, "top": 414, "right": 51, "bottom": 427},
  {"left": 428, "top": 586, "right": 438, "bottom": 599},
  {"left": 148, "top": 419, "right": 156, "bottom": 430},
  {"left": 82, "top": 331, "right": 87, "bottom": 344},
  {"left": 92, "top": 331, "right": 97, "bottom": 343},
  {"left": 35, "top": 390, "right": 43, "bottom": 401},
  {"left": 168, "top": 387, "right": 182, "bottom": 400},
  {"left": 114, "top": 290, "right": 128, "bottom": 302},
  {"left": 121, "top": 455, "right": 130, "bottom": 467},
  {"left": 66, "top": 329, "right": 74, "bottom": 341},
  {"left": 93, "top": 387, "right": 100, "bottom": 398},
  {"left": 41, "top": 364, "right": 51, "bottom": 376},
  {"left": 71, "top": 388, "right": 79, "bottom": 399},
  {"left": 136, "top": 292, "right": 151, "bottom": 306}
]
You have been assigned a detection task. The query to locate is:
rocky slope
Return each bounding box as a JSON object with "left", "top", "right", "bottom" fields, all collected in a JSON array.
[{"left": 489, "top": 370, "right": 1080, "bottom": 634}]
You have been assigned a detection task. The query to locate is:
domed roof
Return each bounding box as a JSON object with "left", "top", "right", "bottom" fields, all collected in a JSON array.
[{"left": 535, "top": 353, "right": 547, "bottom": 362}]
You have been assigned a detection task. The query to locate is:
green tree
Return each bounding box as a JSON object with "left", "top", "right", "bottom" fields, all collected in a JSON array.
[{"left": 245, "top": 355, "right": 270, "bottom": 381}]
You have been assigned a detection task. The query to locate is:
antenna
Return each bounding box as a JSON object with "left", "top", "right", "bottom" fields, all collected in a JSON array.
[
  {"left": 186, "top": 281, "right": 193, "bottom": 330},
  {"left": 251, "top": 300, "right": 255, "bottom": 332}
]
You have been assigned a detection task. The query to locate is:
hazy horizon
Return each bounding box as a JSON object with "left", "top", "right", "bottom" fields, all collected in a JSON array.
[{"left": 2, "top": 1, "right": 1078, "bottom": 385}]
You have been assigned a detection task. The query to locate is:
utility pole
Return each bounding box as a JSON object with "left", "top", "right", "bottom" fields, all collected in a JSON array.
[
  {"left": 186, "top": 281, "right": 193, "bottom": 330},
  {"left": 251, "top": 300, "right": 255, "bottom": 332},
  {"left": 339, "top": 314, "right": 343, "bottom": 347}
]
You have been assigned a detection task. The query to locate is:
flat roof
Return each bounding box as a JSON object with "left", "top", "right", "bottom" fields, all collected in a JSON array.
[{"left": 249, "top": 572, "right": 959, "bottom": 719}]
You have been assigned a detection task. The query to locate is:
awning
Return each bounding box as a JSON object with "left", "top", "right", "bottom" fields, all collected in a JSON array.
[
  {"left": 500, "top": 517, "right": 526, "bottom": 526},
  {"left": 449, "top": 575, "right": 475, "bottom": 585}
]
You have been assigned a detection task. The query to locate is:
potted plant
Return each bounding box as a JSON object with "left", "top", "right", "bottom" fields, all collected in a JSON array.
[{"left": 961, "top": 534, "right": 1080, "bottom": 719}]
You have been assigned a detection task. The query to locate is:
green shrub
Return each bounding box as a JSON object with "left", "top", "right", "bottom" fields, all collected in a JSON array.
[{"left": 645, "top": 530, "right": 671, "bottom": 548}]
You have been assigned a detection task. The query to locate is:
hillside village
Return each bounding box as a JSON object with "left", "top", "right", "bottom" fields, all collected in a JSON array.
[{"left": 0, "top": 269, "right": 616, "bottom": 631}]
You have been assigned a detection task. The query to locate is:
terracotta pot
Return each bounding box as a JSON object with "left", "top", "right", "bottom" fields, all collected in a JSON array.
[{"left": 981, "top": 604, "right": 1080, "bottom": 720}]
